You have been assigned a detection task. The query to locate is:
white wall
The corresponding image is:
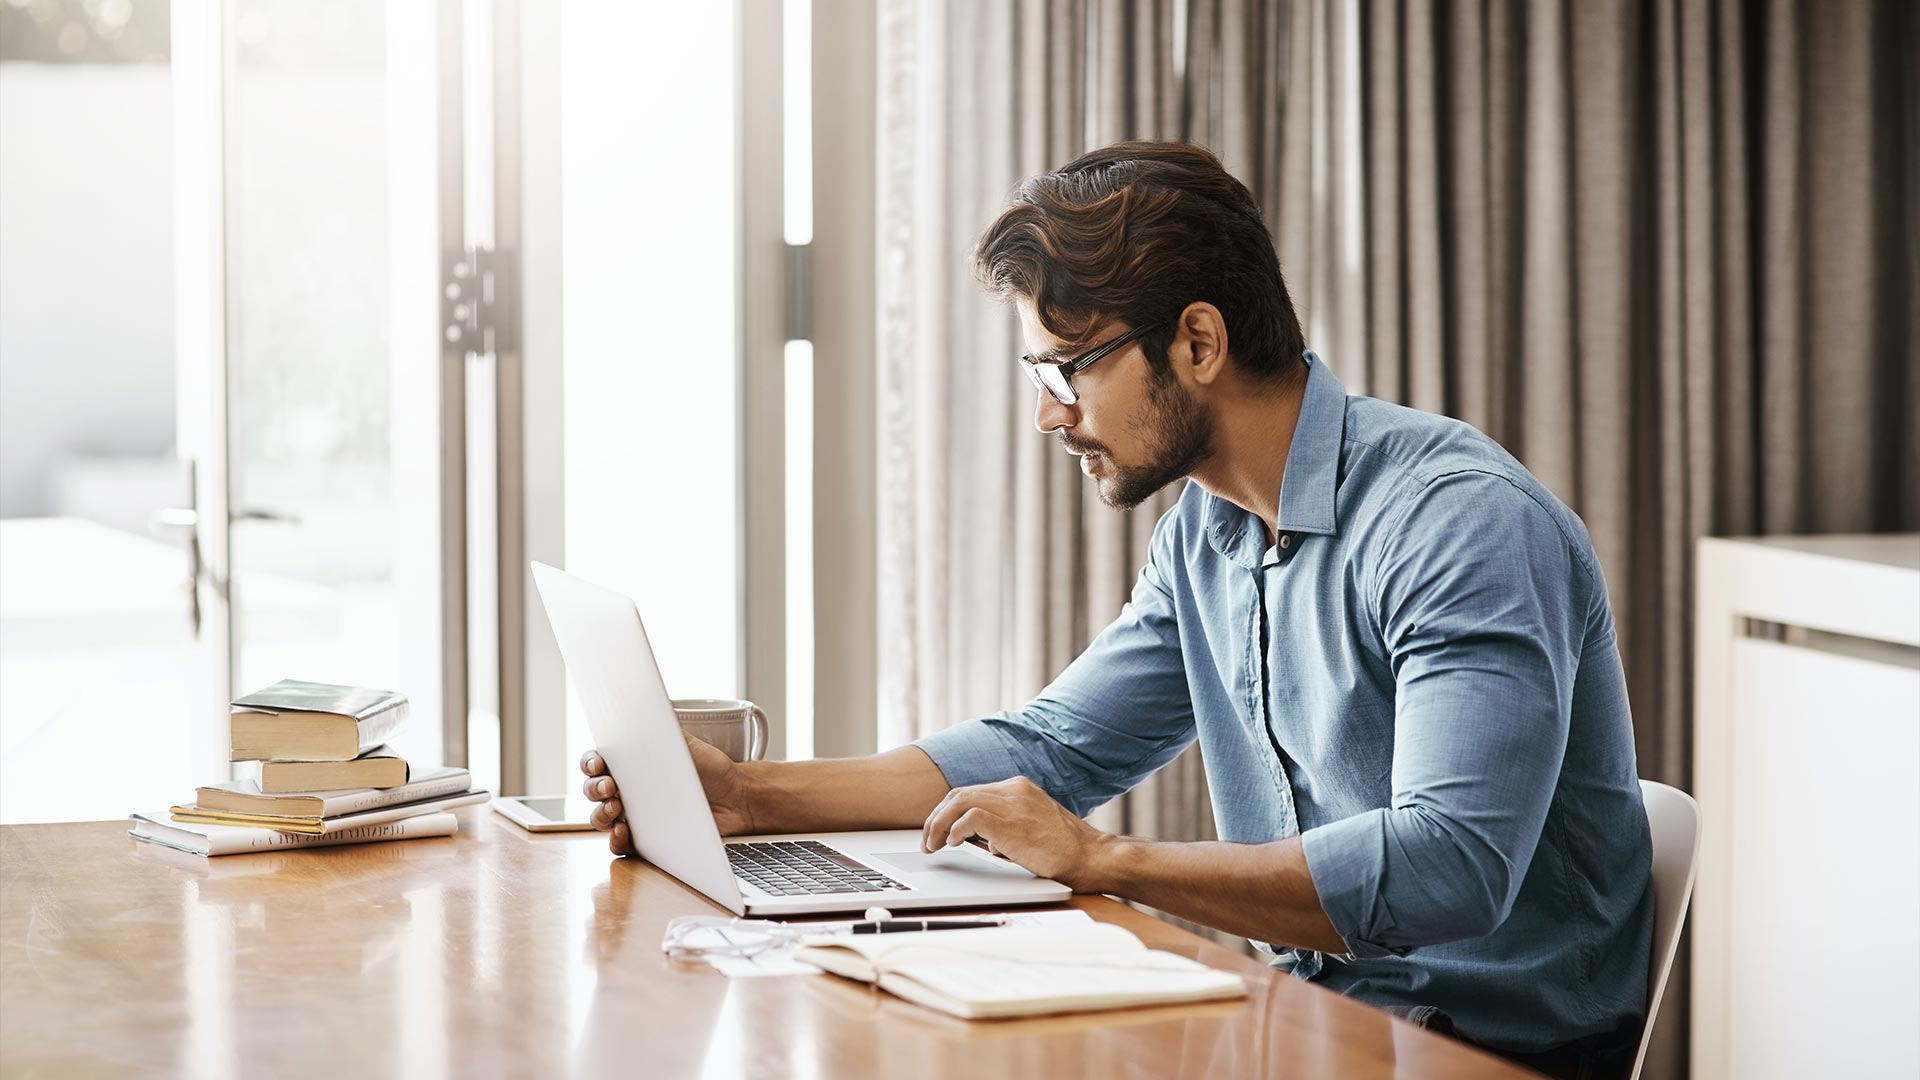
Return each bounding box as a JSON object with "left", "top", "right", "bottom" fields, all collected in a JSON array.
[{"left": 0, "top": 63, "right": 176, "bottom": 519}]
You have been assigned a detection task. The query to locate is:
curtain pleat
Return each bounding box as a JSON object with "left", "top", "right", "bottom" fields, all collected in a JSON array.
[
  {"left": 1444, "top": 0, "right": 1493, "bottom": 431},
  {"left": 876, "top": 4, "right": 1917, "bottom": 1075}
]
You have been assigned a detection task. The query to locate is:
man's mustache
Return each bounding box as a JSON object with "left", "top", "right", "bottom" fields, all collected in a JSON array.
[{"left": 1059, "top": 433, "right": 1109, "bottom": 457}]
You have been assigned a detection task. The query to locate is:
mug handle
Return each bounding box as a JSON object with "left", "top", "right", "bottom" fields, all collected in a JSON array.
[{"left": 746, "top": 705, "right": 769, "bottom": 761}]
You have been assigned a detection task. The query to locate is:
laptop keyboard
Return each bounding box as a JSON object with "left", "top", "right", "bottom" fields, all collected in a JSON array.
[{"left": 727, "top": 840, "right": 910, "bottom": 896}]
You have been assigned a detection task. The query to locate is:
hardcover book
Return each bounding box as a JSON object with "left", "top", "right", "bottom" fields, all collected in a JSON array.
[
  {"left": 257, "top": 747, "right": 410, "bottom": 793},
  {"left": 229, "top": 679, "right": 409, "bottom": 762}
]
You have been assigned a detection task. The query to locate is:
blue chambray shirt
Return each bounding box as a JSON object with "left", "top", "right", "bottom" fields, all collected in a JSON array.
[{"left": 915, "top": 351, "right": 1654, "bottom": 1053}]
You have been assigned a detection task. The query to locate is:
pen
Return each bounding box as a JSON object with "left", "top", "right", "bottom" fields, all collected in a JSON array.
[{"left": 850, "top": 917, "right": 1009, "bottom": 934}]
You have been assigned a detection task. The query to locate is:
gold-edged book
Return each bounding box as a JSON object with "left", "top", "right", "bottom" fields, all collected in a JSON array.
[
  {"left": 171, "top": 808, "right": 323, "bottom": 831},
  {"left": 170, "top": 788, "right": 490, "bottom": 835},
  {"left": 195, "top": 766, "right": 469, "bottom": 818}
]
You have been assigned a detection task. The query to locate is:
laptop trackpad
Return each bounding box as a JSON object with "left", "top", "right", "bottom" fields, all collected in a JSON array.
[{"left": 870, "top": 849, "right": 1038, "bottom": 880}]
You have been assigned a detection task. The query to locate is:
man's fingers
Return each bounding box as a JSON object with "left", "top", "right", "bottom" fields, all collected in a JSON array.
[
  {"left": 945, "top": 807, "right": 998, "bottom": 848},
  {"left": 922, "top": 788, "right": 983, "bottom": 853},
  {"left": 582, "top": 747, "right": 632, "bottom": 854},
  {"left": 923, "top": 787, "right": 1017, "bottom": 850},
  {"left": 918, "top": 793, "right": 940, "bottom": 851},
  {"left": 582, "top": 772, "right": 618, "bottom": 803},
  {"left": 591, "top": 798, "right": 624, "bottom": 831},
  {"left": 920, "top": 780, "right": 1041, "bottom": 852},
  {"left": 920, "top": 790, "right": 957, "bottom": 852}
]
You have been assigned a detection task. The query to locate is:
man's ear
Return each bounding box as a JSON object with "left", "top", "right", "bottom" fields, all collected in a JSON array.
[{"left": 1175, "top": 301, "right": 1231, "bottom": 386}]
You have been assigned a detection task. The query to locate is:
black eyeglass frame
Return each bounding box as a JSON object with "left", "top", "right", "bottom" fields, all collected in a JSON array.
[{"left": 1017, "top": 320, "right": 1169, "bottom": 406}]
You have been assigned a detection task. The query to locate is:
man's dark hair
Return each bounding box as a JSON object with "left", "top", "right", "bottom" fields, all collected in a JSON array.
[{"left": 972, "top": 140, "right": 1306, "bottom": 385}]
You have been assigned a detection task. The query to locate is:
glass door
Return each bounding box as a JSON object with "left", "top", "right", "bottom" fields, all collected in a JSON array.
[
  {"left": 0, "top": 0, "right": 469, "bottom": 823},
  {"left": 0, "top": 2, "right": 220, "bottom": 823},
  {"left": 219, "top": 0, "right": 450, "bottom": 769}
]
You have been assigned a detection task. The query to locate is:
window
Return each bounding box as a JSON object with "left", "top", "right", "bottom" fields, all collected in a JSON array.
[{"left": 557, "top": 3, "right": 742, "bottom": 775}]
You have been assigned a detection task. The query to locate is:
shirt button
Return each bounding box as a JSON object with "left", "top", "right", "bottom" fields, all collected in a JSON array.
[{"left": 1279, "top": 534, "right": 1292, "bottom": 549}]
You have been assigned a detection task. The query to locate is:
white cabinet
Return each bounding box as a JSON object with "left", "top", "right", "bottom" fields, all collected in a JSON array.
[{"left": 1692, "top": 535, "right": 1920, "bottom": 1079}]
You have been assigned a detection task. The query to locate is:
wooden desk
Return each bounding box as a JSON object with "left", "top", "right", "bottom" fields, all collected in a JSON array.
[{"left": 2, "top": 810, "right": 1530, "bottom": 1078}]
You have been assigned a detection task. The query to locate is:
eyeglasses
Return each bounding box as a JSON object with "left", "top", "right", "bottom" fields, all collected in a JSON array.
[
  {"left": 661, "top": 916, "right": 804, "bottom": 961},
  {"left": 1017, "top": 321, "right": 1167, "bottom": 406}
]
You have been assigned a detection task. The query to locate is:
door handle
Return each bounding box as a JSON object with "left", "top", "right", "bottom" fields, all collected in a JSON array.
[
  {"left": 151, "top": 493, "right": 295, "bottom": 639},
  {"left": 150, "top": 459, "right": 275, "bottom": 639},
  {"left": 232, "top": 507, "right": 301, "bottom": 525},
  {"left": 149, "top": 505, "right": 204, "bottom": 638}
]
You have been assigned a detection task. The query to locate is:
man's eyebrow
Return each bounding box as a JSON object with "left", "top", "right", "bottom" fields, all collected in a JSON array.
[{"left": 1034, "top": 338, "right": 1091, "bottom": 363}]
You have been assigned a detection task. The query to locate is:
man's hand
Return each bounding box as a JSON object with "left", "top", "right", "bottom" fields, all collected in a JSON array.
[
  {"left": 579, "top": 734, "right": 755, "bottom": 857},
  {"left": 922, "top": 776, "right": 1348, "bottom": 953},
  {"left": 918, "top": 776, "right": 1112, "bottom": 890}
]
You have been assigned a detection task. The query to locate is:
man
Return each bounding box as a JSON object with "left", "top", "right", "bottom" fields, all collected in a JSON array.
[{"left": 581, "top": 141, "right": 1653, "bottom": 1076}]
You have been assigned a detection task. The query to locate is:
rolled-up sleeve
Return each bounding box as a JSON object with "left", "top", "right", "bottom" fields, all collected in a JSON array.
[
  {"left": 914, "top": 515, "right": 1199, "bottom": 817},
  {"left": 1302, "top": 472, "right": 1590, "bottom": 958}
]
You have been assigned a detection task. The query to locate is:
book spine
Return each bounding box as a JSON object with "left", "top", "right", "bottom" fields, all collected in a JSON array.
[
  {"left": 208, "top": 813, "right": 458, "bottom": 856},
  {"left": 355, "top": 700, "right": 410, "bottom": 753},
  {"left": 319, "top": 771, "right": 471, "bottom": 816}
]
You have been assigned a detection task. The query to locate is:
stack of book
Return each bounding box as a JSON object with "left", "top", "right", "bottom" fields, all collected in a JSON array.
[{"left": 129, "top": 679, "right": 488, "bottom": 857}]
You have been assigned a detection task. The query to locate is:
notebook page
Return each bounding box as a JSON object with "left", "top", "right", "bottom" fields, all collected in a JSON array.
[{"left": 876, "top": 949, "right": 1246, "bottom": 1019}]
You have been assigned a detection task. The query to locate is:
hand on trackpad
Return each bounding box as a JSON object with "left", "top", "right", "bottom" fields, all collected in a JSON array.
[{"left": 871, "top": 848, "right": 1039, "bottom": 880}]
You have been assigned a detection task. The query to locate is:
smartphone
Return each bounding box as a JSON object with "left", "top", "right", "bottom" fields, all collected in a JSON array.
[{"left": 492, "top": 795, "right": 598, "bottom": 832}]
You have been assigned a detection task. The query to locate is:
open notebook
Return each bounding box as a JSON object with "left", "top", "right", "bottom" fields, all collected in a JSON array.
[{"left": 793, "top": 922, "right": 1246, "bottom": 1020}]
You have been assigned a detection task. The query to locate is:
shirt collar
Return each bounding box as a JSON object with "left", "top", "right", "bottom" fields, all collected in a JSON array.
[
  {"left": 1275, "top": 350, "right": 1344, "bottom": 537},
  {"left": 1202, "top": 350, "right": 1346, "bottom": 561}
]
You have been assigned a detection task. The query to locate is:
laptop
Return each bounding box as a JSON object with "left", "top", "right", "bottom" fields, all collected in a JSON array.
[{"left": 531, "top": 561, "right": 1072, "bottom": 916}]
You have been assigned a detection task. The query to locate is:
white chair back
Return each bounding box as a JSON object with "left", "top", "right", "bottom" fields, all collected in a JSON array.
[{"left": 1630, "top": 779, "right": 1701, "bottom": 1080}]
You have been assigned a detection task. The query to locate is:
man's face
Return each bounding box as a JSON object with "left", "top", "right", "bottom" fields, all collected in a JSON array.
[{"left": 1018, "top": 301, "right": 1214, "bottom": 510}]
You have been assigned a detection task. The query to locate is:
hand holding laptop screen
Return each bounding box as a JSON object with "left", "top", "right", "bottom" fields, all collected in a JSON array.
[{"left": 581, "top": 737, "right": 748, "bottom": 857}]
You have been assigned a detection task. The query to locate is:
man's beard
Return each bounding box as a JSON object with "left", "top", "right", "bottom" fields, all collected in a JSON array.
[{"left": 1063, "top": 371, "right": 1215, "bottom": 511}]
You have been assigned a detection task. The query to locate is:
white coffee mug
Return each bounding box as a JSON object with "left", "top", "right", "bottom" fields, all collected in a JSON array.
[{"left": 672, "top": 698, "right": 769, "bottom": 762}]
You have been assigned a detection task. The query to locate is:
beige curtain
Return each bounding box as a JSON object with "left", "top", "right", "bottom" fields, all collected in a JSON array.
[
  {"left": 877, "top": 2, "right": 1917, "bottom": 1075},
  {"left": 877, "top": 0, "right": 1207, "bottom": 846}
]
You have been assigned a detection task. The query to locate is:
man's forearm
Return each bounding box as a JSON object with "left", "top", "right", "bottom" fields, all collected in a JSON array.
[
  {"left": 737, "top": 745, "right": 952, "bottom": 834},
  {"left": 1083, "top": 834, "right": 1350, "bottom": 955}
]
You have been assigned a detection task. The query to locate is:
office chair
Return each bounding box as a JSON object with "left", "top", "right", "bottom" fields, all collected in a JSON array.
[{"left": 1629, "top": 779, "right": 1701, "bottom": 1080}]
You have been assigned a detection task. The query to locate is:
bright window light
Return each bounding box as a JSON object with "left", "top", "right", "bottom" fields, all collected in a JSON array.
[
  {"left": 782, "top": 0, "right": 812, "bottom": 247},
  {"left": 561, "top": 3, "right": 740, "bottom": 776},
  {"left": 783, "top": 340, "right": 814, "bottom": 760}
]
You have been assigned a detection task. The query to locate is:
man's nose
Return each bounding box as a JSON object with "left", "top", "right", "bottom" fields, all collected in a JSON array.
[{"left": 1033, "top": 388, "right": 1077, "bottom": 434}]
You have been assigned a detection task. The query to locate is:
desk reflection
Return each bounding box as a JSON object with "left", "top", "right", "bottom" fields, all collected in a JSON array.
[
  {"left": 2, "top": 812, "right": 1530, "bottom": 1080},
  {"left": 576, "top": 850, "right": 732, "bottom": 1077},
  {"left": 568, "top": 843, "right": 1386, "bottom": 1080}
]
